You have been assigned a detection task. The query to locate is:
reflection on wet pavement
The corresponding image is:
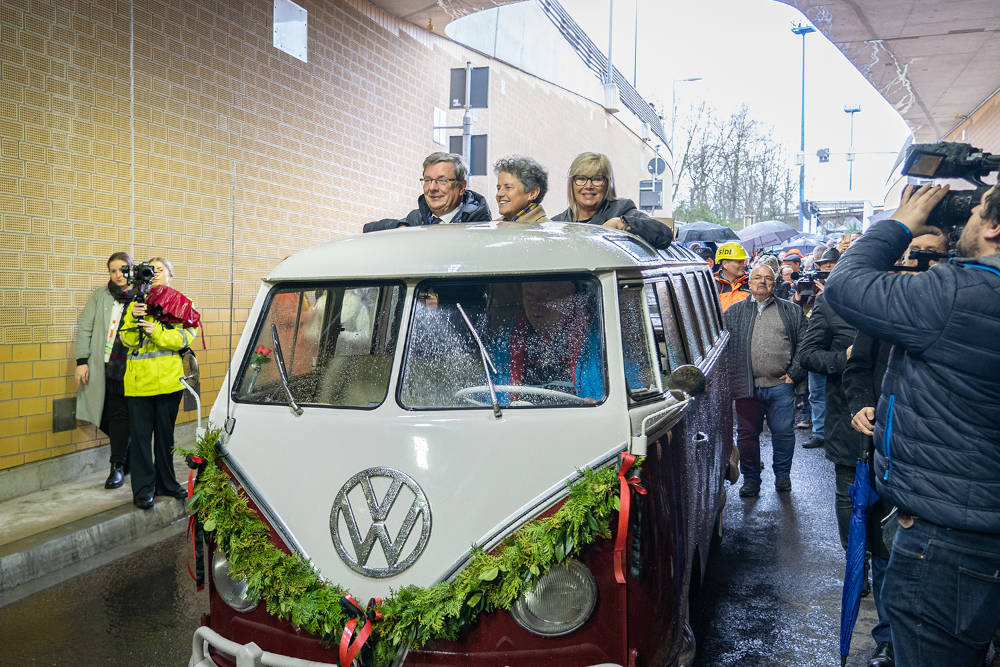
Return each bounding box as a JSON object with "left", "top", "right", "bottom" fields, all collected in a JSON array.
[{"left": 692, "top": 429, "right": 881, "bottom": 667}]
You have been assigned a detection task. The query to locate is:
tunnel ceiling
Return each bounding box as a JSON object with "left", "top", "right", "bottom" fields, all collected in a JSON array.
[
  {"left": 369, "top": 0, "right": 520, "bottom": 33},
  {"left": 779, "top": 0, "right": 1000, "bottom": 142}
]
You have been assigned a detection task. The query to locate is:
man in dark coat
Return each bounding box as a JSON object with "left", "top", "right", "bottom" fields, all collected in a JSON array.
[
  {"left": 824, "top": 183, "right": 1000, "bottom": 667},
  {"left": 799, "top": 292, "right": 862, "bottom": 544},
  {"left": 723, "top": 264, "right": 808, "bottom": 497},
  {"left": 363, "top": 152, "right": 491, "bottom": 232},
  {"left": 838, "top": 230, "right": 950, "bottom": 667}
]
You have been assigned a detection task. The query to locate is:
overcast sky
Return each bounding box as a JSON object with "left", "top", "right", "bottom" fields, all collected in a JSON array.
[{"left": 564, "top": 0, "right": 912, "bottom": 205}]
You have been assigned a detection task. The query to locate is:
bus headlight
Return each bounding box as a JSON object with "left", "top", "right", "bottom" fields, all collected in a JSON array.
[
  {"left": 510, "top": 559, "right": 597, "bottom": 636},
  {"left": 212, "top": 551, "right": 258, "bottom": 613}
]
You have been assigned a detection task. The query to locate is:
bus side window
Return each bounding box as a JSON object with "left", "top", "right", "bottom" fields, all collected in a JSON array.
[
  {"left": 668, "top": 273, "right": 703, "bottom": 364},
  {"left": 618, "top": 282, "right": 662, "bottom": 396},
  {"left": 652, "top": 280, "right": 687, "bottom": 373}
]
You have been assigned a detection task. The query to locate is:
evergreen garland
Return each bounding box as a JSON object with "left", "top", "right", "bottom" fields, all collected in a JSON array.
[{"left": 180, "top": 426, "right": 638, "bottom": 666}]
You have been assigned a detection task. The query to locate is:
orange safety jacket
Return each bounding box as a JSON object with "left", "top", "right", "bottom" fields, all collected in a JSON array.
[{"left": 714, "top": 270, "right": 751, "bottom": 313}]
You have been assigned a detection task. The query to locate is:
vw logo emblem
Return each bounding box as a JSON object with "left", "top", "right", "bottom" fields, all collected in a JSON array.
[{"left": 329, "top": 467, "right": 432, "bottom": 578}]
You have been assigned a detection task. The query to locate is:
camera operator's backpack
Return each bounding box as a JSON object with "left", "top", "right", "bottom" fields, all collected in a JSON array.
[{"left": 146, "top": 285, "right": 206, "bottom": 349}]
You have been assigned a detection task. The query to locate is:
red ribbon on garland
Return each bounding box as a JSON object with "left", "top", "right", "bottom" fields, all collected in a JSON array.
[
  {"left": 185, "top": 455, "right": 205, "bottom": 590},
  {"left": 339, "top": 594, "right": 383, "bottom": 667},
  {"left": 613, "top": 451, "right": 647, "bottom": 584}
]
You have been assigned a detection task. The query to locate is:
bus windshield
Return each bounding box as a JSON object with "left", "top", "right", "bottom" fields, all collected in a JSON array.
[
  {"left": 234, "top": 283, "right": 404, "bottom": 409},
  {"left": 399, "top": 276, "right": 605, "bottom": 409}
]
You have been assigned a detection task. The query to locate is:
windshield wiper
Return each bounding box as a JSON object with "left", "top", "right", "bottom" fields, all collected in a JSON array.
[
  {"left": 271, "top": 323, "right": 304, "bottom": 416},
  {"left": 456, "top": 303, "right": 502, "bottom": 419}
]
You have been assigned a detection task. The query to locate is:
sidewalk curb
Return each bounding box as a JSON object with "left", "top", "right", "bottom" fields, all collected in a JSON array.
[{"left": 0, "top": 495, "right": 189, "bottom": 597}]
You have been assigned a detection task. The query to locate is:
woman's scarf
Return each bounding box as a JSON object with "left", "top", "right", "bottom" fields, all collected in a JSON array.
[
  {"left": 507, "top": 202, "right": 538, "bottom": 222},
  {"left": 108, "top": 280, "right": 134, "bottom": 304}
]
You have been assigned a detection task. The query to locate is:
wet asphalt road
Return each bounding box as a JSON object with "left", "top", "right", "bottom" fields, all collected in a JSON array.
[
  {"left": 0, "top": 428, "right": 907, "bottom": 666},
  {"left": 692, "top": 427, "right": 881, "bottom": 667},
  {"left": 0, "top": 530, "right": 206, "bottom": 665}
]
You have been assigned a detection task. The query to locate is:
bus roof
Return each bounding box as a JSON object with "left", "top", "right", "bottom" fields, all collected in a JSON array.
[{"left": 267, "top": 221, "right": 699, "bottom": 282}]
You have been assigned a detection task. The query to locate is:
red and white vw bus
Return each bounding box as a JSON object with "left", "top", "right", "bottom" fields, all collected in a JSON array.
[{"left": 188, "top": 221, "right": 732, "bottom": 667}]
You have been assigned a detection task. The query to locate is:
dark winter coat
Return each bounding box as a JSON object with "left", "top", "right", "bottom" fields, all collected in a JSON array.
[
  {"left": 551, "top": 198, "right": 673, "bottom": 249},
  {"left": 798, "top": 294, "right": 862, "bottom": 466},
  {"left": 842, "top": 330, "right": 891, "bottom": 422},
  {"left": 363, "top": 189, "right": 491, "bottom": 233},
  {"left": 824, "top": 219, "right": 1000, "bottom": 533},
  {"left": 722, "top": 295, "right": 808, "bottom": 400}
]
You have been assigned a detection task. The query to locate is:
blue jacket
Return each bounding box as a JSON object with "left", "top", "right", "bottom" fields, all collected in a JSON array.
[{"left": 824, "top": 220, "right": 1000, "bottom": 532}]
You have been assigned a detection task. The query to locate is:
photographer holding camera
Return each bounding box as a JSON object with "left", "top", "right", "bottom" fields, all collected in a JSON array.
[
  {"left": 75, "top": 252, "right": 135, "bottom": 490},
  {"left": 120, "top": 257, "right": 198, "bottom": 510},
  {"left": 824, "top": 182, "right": 1000, "bottom": 667}
]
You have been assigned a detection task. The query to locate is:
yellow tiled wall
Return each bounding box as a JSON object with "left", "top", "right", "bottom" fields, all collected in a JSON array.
[{"left": 0, "top": 0, "right": 658, "bottom": 471}]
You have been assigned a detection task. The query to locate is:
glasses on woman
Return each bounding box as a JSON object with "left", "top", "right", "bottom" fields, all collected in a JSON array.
[{"left": 572, "top": 175, "right": 607, "bottom": 186}]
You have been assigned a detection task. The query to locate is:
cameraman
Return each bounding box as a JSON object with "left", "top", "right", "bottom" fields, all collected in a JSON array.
[
  {"left": 120, "top": 257, "right": 197, "bottom": 510},
  {"left": 824, "top": 183, "right": 1000, "bottom": 667},
  {"left": 75, "top": 251, "right": 135, "bottom": 490}
]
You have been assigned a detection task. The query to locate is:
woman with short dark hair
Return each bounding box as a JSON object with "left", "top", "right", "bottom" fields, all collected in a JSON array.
[
  {"left": 75, "top": 251, "right": 135, "bottom": 489},
  {"left": 494, "top": 156, "right": 549, "bottom": 222},
  {"left": 552, "top": 152, "right": 673, "bottom": 249}
]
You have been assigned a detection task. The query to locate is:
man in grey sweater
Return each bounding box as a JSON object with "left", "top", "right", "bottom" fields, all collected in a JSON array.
[{"left": 723, "top": 265, "right": 808, "bottom": 497}]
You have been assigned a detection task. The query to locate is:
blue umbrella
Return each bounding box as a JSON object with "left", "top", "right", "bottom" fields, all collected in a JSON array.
[{"left": 839, "top": 458, "right": 880, "bottom": 666}]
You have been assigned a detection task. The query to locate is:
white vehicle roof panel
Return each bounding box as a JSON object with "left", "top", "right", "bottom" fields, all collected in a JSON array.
[{"left": 267, "top": 221, "right": 684, "bottom": 282}]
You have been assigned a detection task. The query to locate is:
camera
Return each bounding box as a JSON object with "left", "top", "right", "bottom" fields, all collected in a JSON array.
[
  {"left": 791, "top": 270, "right": 830, "bottom": 299},
  {"left": 122, "top": 261, "right": 155, "bottom": 300},
  {"left": 901, "top": 142, "right": 1000, "bottom": 229}
]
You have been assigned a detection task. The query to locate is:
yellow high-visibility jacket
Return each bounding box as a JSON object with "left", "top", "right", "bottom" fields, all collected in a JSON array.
[{"left": 120, "top": 302, "right": 198, "bottom": 397}]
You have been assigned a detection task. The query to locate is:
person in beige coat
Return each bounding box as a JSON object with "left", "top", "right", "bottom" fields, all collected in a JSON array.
[
  {"left": 494, "top": 156, "right": 549, "bottom": 222},
  {"left": 75, "top": 251, "right": 135, "bottom": 489}
]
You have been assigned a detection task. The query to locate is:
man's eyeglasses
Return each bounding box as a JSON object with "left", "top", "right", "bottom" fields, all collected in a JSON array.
[
  {"left": 572, "top": 175, "right": 607, "bottom": 186},
  {"left": 419, "top": 177, "right": 458, "bottom": 186}
]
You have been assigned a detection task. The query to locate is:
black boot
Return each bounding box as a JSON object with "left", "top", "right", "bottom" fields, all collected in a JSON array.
[
  {"left": 868, "top": 641, "right": 893, "bottom": 666},
  {"left": 104, "top": 462, "right": 124, "bottom": 489}
]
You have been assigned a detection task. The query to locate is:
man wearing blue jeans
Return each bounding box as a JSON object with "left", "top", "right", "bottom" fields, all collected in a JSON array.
[
  {"left": 723, "top": 264, "right": 808, "bottom": 497},
  {"left": 825, "top": 183, "right": 1000, "bottom": 666}
]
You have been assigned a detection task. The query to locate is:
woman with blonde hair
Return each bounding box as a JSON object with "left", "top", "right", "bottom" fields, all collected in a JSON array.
[{"left": 552, "top": 152, "right": 673, "bottom": 249}]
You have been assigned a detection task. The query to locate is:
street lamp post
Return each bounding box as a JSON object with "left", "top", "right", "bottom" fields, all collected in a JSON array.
[
  {"left": 844, "top": 105, "right": 861, "bottom": 191},
  {"left": 670, "top": 76, "right": 702, "bottom": 199},
  {"left": 792, "top": 23, "right": 814, "bottom": 232}
]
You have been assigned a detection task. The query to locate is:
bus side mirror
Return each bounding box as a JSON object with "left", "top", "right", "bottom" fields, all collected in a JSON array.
[{"left": 668, "top": 364, "right": 706, "bottom": 400}]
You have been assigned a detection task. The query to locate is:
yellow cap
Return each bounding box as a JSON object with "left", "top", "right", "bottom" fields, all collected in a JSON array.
[{"left": 716, "top": 242, "right": 748, "bottom": 262}]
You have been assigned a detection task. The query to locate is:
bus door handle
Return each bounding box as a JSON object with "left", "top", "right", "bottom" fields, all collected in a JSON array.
[{"left": 693, "top": 432, "right": 710, "bottom": 447}]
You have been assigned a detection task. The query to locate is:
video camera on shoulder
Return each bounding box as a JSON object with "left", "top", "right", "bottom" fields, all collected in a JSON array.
[
  {"left": 122, "top": 261, "right": 155, "bottom": 301},
  {"left": 902, "top": 142, "right": 1000, "bottom": 230},
  {"left": 790, "top": 270, "right": 830, "bottom": 298}
]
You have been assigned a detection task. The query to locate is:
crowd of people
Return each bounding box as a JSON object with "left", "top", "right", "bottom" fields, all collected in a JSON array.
[
  {"left": 74, "top": 254, "right": 198, "bottom": 510},
  {"left": 706, "top": 183, "right": 1000, "bottom": 667}
]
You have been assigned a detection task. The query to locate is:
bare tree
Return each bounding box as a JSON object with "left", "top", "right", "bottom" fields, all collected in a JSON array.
[{"left": 672, "top": 104, "right": 797, "bottom": 226}]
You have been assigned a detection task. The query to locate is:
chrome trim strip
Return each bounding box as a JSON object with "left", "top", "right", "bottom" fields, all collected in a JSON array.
[
  {"left": 437, "top": 443, "right": 626, "bottom": 583},
  {"left": 215, "top": 438, "right": 310, "bottom": 563}
]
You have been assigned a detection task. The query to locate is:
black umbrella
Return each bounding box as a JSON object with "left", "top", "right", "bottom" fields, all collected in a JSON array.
[{"left": 675, "top": 220, "right": 739, "bottom": 243}]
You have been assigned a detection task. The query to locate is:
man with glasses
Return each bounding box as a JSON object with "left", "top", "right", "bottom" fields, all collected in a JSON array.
[{"left": 364, "top": 152, "right": 491, "bottom": 232}]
